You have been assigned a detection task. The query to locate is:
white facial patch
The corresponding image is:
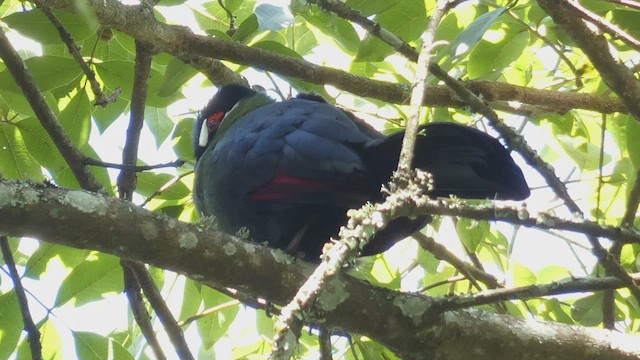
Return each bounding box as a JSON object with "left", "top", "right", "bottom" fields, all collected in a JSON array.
[{"left": 198, "top": 119, "right": 210, "bottom": 147}]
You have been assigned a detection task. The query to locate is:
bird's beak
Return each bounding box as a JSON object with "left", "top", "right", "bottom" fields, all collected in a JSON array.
[{"left": 198, "top": 119, "right": 210, "bottom": 147}]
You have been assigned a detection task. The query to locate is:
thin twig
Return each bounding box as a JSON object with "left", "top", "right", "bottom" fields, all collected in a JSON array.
[
  {"left": 602, "top": 0, "right": 640, "bottom": 11},
  {"left": 0, "top": 236, "right": 43, "bottom": 360},
  {"left": 433, "top": 272, "right": 640, "bottom": 312},
  {"left": 130, "top": 262, "right": 194, "bottom": 360},
  {"left": 85, "top": 158, "right": 186, "bottom": 171},
  {"left": 413, "top": 232, "right": 502, "bottom": 289},
  {"left": 31, "top": 0, "right": 110, "bottom": 106},
  {"left": 569, "top": 0, "right": 640, "bottom": 52}
]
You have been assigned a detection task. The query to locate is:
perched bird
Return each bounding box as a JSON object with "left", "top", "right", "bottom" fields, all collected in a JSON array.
[{"left": 193, "top": 85, "right": 529, "bottom": 261}]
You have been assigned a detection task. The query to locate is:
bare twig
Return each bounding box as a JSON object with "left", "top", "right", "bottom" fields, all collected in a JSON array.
[
  {"left": 31, "top": 0, "right": 111, "bottom": 106},
  {"left": 0, "top": 29, "right": 102, "bottom": 192},
  {"left": 398, "top": 0, "right": 450, "bottom": 173},
  {"left": 413, "top": 232, "right": 502, "bottom": 290},
  {"left": 0, "top": 236, "right": 43, "bottom": 360},
  {"left": 116, "top": 40, "right": 194, "bottom": 359},
  {"left": 121, "top": 260, "right": 166, "bottom": 359},
  {"left": 130, "top": 262, "right": 194, "bottom": 360},
  {"left": 569, "top": 0, "right": 640, "bottom": 52},
  {"left": 537, "top": 0, "right": 640, "bottom": 121},
  {"left": 434, "top": 272, "right": 640, "bottom": 312},
  {"left": 85, "top": 158, "right": 186, "bottom": 171}
]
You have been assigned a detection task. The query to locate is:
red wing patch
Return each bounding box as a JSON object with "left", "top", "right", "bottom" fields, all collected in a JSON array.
[{"left": 250, "top": 170, "right": 334, "bottom": 201}]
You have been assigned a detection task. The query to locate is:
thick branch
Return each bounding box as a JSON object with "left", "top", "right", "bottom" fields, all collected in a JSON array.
[
  {"left": 44, "top": 0, "right": 627, "bottom": 115},
  {"left": 3, "top": 180, "right": 640, "bottom": 359}
]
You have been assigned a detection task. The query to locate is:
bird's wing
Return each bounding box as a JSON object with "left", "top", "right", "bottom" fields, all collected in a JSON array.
[{"left": 203, "top": 99, "right": 378, "bottom": 209}]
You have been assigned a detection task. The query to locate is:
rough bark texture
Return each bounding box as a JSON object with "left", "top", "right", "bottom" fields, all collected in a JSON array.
[{"left": 1, "top": 179, "right": 639, "bottom": 359}]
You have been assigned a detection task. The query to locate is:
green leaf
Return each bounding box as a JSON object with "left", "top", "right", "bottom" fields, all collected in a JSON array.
[
  {"left": 24, "top": 243, "right": 89, "bottom": 280},
  {"left": 2, "top": 9, "right": 95, "bottom": 45},
  {"left": 137, "top": 172, "right": 190, "bottom": 200},
  {"left": 156, "top": 58, "right": 199, "bottom": 97},
  {"left": 511, "top": 263, "right": 537, "bottom": 287},
  {"left": 540, "top": 298, "right": 574, "bottom": 324},
  {"left": 345, "top": 0, "right": 395, "bottom": 17},
  {"left": 73, "top": 331, "right": 133, "bottom": 360},
  {"left": 145, "top": 107, "right": 174, "bottom": 148},
  {"left": 300, "top": 9, "right": 359, "bottom": 53},
  {"left": 0, "top": 56, "right": 81, "bottom": 94},
  {"left": 468, "top": 31, "right": 530, "bottom": 78},
  {"left": 93, "top": 97, "right": 129, "bottom": 133},
  {"left": 95, "top": 60, "right": 180, "bottom": 108},
  {"left": 54, "top": 253, "right": 123, "bottom": 307},
  {"left": 355, "top": 35, "right": 394, "bottom": 62},
  {"left": 455, "top": 218, "right": 489, "bottom": 253},
  {"left": 536, "top": 265, "right": 571, "bottom": 283},
  {"left": 179, "top": 278, "right": 203, "bottom": 322},
  {"left": 16, "top": 319, "right": 64, "bottom": 360},
  {"left": 59, "top": 89, "right": 92, "bottom": 147},
  {"left": 0, "top": 121, "right": 42, "bottom": 180},
  {"left": 251, "top": 40, "right": 304, "bottom": 59},
  {"left": 232, "top": 13, "right": 259, "bottom": 43},
  {"left": 374, "top": 0, "right": 426, "bottom": 42},
  {"left": 171, "top": 117, "right": 196, "bottom": 161},
  {"left": 572, "top": 293, "right": 603, "bottom": 326},
  {"left": 0, "top": 292, "right": 22, "bottom": 360},
  {"left": 450, "top": 7, "right": 508, "bottom": 58},
  {"left": 197, "top": 286, "right": 239, "bottom": 349},
  {"left": 18, "top": 117, "right": 78, "bottom": 187}
]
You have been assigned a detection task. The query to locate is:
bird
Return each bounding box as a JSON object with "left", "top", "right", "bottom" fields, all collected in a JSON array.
[{"left": 193, "top": 84, "right": 529, "bottom": 262}]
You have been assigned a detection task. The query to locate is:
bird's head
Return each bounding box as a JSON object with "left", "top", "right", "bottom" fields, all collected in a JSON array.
[{"left": 194, "top": 84, "right": 267, "bottom": 161}]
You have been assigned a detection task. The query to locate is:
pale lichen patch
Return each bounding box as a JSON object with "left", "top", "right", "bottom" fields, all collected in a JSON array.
[
  {"left": 64, "top": 191, "right": 106, "bottom": 215},
  {"left": 179, "top": 232, "right": 198, "bottom": 249},
  {"left": 140, "top": 221, "right": 158, "bottom": 240},
  {"left": 393, "top": 295, "right": 430, "bottom": 326},
  {"left": 223, "top": 242, "right": 237, "bottom": 256},
  {"left": 317, "top": 279, "right": 349, "bottom": 312}
]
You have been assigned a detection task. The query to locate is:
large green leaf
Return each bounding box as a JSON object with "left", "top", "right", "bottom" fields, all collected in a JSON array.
[
  {"left": 197, "top": 286, "right": 240, "bottom": 349},
  {"left": 59, "top": 89, "right": 92, "bottom": 147},
  {"left": 2, "top": 9, "right": 96, "bottom": 45},
  {"left": 0, "top": 121, "right": 42, "bottom": 179},
  {"left": 0, "top": 56, "right": 81, "bottom": 94},
  {"left": 144, "top": 106, "right": 174, "bottom": 148},
  {"left": 54, "top": 253, "right": 123, "bottom": 307},
  {"left": 156, "top": 58, "right": 199, "bottom": 97},
  {"left": 73, "top": 331, "right": 133, "bottom": 360},
  {"left": 468, "top": 30, "right": 530, "bottom": 78},
  {"left": 450, "top": 7, "right": 508, "bottom": 58},
  {"left": 136, "top": 172, "right": 190, "bottom": 201},
  {"left": 0, "top": 292, "right": 22, "bottom": 360}
]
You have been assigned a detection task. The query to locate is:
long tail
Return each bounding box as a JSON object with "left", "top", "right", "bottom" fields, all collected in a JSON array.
[{"left": 364, "top": 122, "right": 530, "bottom": 200}]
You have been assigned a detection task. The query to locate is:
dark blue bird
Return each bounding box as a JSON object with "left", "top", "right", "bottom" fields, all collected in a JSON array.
[{"left": 193, "top": 85, "right": 529, "bottom": 261}]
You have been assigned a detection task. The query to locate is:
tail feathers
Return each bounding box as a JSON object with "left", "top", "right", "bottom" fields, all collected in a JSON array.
[{"left": 364, "top": 122, "right": 530, "bottom": 200}]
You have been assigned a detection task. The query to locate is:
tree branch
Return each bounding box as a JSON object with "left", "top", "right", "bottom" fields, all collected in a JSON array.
[
  {"left": 44, "top": 0, "right": 628, "bottom": 116},
  {"left": 0, "top": 29, "right": 102, "bottom": 192},
  {"left": 2, "top": 179, "right": 640, "bottom": 359},
  {"left": 0, "top": 236, "right": 43, "bottom": 360},
  {"left": 537, "top": 0, "right": 640, "bottom": 121}
]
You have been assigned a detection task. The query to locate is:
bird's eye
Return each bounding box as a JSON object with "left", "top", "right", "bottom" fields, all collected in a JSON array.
[{"left": 207, "top": 112, "right": 225, "bottom": 129}]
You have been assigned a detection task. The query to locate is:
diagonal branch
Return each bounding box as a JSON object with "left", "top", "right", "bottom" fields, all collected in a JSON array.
[
  {"left": 43, "top": 0, "right": 628, "bottom": 115},
  {"left": 0, "top": 236, "right": 43, "bottom": 360},
  {"left": 0, "top": 29, "right": 102, "bottom": 192}
]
